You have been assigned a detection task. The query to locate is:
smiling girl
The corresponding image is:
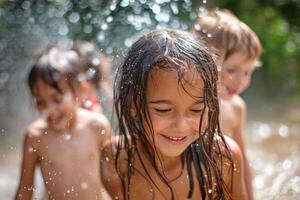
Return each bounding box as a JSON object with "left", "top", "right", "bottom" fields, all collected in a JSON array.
[{"left": 101, "top": 29, "right": 247, "bottom": 200}]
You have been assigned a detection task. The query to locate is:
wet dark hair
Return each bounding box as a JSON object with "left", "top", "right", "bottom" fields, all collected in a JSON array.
[
  {"left": 72, "top": 41, "right": 103, "bottom": 90},
  {"left": 28, "top": 45, "right": 80, "bottom": 95},
  {"left": 114, "top": 29, "right": 233, "bottom": 199}
]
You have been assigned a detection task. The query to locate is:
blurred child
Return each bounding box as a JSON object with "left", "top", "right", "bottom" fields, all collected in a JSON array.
[
  {"left": 192, "top": 9, "right": 263, "bottom": 200},
  {"left": 101, "top": 29, "right": 248, "bottom": 199},
  {"left": 72, "top": 41, "right": 113, "bottom": 114},
  {"left": 15, "top": 45, "right": 111, "bottom": 200}
]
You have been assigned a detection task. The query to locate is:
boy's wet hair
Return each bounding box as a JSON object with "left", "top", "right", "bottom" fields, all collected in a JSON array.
[
  {"left": 114, "top": 28, "right": 233, "bottom": 199},
  {"left": 72, "top": 41, "right": 104, "bottom": 90},
  {"left": 193, "top": 9, "right": 262, "bottom": 64},
  {"left": 28, "top": 44, "right": 80, "bottom": 95}
]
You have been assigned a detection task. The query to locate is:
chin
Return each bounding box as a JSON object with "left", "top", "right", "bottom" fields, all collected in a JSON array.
[
  {"left": 49, "top": 119, "right": 69, "bottom": 132},
  {"left": 159, "top": 148, "right": 185, "bottom": 158}
]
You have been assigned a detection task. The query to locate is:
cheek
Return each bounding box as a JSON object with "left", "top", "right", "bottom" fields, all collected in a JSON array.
[
  {"left": 240, "top": 77, "right": 251, "bottom": 90},
  {"left": 220, "top": 71, "right": 233, "bottom": 86},
  {"left": 148, "top": 114, "right": 171, "bottom": 133}
]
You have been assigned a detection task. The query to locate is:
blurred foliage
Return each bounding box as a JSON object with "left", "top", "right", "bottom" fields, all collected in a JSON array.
[
  {"left": 0, "top": 0, "right": 199, "bottom": 55},
  {"left": 0, "top": 0, "right": 299, "bottom": 98},
  {"left": 217, "top": 0, "right": 300, "bottom": 98}
]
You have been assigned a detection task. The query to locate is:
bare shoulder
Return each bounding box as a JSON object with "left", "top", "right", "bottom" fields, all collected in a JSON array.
[
  {"left": 25, "top": 118, "right": 47, "bottom": 140},
  {"left": 232, "top": 95, "right": 246, "bottom": 111},
  {"left": 78, "top": 109, "right": 110, "bottom": 134},
  {"left": 231, "top": 95, "right": 246, "bottom": 114},
  {"left": 23, "top": 118, "right": 47, "bottom": 152},
  {"left": 212, "top": 134, "right": 242, "bottom": 161},
  {"left": 223, "top": 135, "right": 243, "bottom": 162}
]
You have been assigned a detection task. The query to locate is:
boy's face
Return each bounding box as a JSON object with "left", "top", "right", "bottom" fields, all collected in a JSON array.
[
  {"left": 219, "top": 52, "right": 257, "bottom": 99},
  {"left": 144, "top": 68, "right": 207, "bottom": 158},
  {"left": 32, "top": 79, "right": 78, "bottom": 132}
]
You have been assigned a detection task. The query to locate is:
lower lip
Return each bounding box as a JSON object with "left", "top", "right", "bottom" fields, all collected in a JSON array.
[
  {"left": 227, "top": 88, "right": 237, "bottom": 95},
  {"left": 161, "top": 135, "right": 188, "bottom": 145}
]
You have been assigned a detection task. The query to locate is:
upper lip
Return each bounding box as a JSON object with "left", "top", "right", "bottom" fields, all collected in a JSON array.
[
  {"left": 161, "top": 134, "right": 190, "bottom": 139},
  {"left": 47, "top": 115, "right": 63, "bottom": 123}
]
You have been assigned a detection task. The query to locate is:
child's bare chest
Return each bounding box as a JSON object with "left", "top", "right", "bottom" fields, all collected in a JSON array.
[
  {"left": 128, "top": 167, "right": 201, "bottom": 200},
  {"left": 38, "top": 129, "right": 100, "bottom": 173}
]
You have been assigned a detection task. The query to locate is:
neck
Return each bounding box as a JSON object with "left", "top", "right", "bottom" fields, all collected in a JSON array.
[{"left": 138, "top": 143, "right": 185, "bottom": 182}]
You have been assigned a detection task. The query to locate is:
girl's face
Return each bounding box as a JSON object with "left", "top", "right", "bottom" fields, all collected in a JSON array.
[
  {"left": 145, "top": 68, "right": 207, "bottom": 158},
  {"left": 219, "top": 52, "right": 256, "bottom": 99},
  {"left": 32, "top": 79, "right": 78, "bottom": 132}
]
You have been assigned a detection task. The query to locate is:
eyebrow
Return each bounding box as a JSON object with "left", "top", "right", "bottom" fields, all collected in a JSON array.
[{"left": 148, "top": 98, "right": 204, "bottom": 104}]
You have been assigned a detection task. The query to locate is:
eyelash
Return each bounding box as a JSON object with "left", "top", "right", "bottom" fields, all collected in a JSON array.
[
  {"left": 154, "top": 108, "right": 171, "bottom": 113},
  {"left": 191, "top": 109, "right": 203, "bottom": 113},
  {"left": 154, "top": 108, "right": 203, "bottom": 113}
]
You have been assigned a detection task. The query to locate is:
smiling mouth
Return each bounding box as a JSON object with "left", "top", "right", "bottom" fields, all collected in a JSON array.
[
  {"left": 227, "top": 87, "right": 237, "bottom": 95},
  {"left": 47, "top": 115, "right": 64, "bottom": 125},
  {"left": 161, "top": 135, "right": 188, "bottom": 144}
]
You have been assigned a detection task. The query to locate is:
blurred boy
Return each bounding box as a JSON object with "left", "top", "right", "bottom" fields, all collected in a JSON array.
[
  {"left": 15, "top": 46, "right": 111, "bottom": 200},
  {"left": 193, "top": 9, "right": 262, "bottom": 200}
]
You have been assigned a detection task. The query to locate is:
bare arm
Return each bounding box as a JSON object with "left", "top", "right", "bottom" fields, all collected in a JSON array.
[
  {"left": 225, "top": 136, "right": 248, "bottom": 200},
  {"left": 233, "top": 102, "right": 253, "bottom": 200},
  {"left": 15, "top": 131, "right": 39, "bottom": 200}
]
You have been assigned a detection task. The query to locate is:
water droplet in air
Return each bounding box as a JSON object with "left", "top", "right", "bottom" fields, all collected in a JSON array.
[{"left": 278, "top": 125, "right": 289, "bottom": 138}]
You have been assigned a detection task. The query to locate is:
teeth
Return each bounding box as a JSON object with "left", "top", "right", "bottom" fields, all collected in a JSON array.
[{"left": 168, "top": 136, "right": 185, "bottom": 141}]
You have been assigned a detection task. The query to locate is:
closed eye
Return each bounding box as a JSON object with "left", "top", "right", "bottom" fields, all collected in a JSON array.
[
  {"left": 191, "top": 109, "right": 203, "bottom": 113},
  {"left": 154, "top": 108, "right": 171, "bottom": 113}
]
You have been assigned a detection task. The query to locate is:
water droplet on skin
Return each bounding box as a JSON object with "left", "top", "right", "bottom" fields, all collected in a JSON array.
[
  {"left": 64, "top": 134, "right": 71, "bottom": 141},
  {"left": 105, "top": 157, "right": 110, "bottom": 161},
  {"left": 81, "top": 182, "right": 88, "bottom": 189},
  {"left": 28, "top": 147, "right": 33, "bottom": 152},
  {"left": 208, "top": 189, "right": 212, "bottom": 193},
  {"left": 282, "top": 159, "right": 292, "bottom": 170}
]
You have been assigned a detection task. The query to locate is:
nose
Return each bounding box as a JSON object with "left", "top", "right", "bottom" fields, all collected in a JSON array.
[
  {"left": 174, "top": 115, "right": 191, "bottom": 133},
  {"left": 47, "top": 102, "right": 57, "bottom": 116}
]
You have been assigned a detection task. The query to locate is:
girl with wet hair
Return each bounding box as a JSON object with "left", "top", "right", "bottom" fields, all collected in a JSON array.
[{"left": 101, "top": 29, "right": 247, "bottom": 200}]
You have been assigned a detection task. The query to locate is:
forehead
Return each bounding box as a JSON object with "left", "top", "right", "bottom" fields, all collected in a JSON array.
[
  {"left": 223, "top": 51, "right": 257, "bottom": 70},
  {"left": 32, "top": 78, "right": 68, "bottom": 97},
  {"left": 147, "top": 68, "right": 204, "bottom": 100}
]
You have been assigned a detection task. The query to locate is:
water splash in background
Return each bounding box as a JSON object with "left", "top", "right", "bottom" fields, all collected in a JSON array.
[{"left": 0, "top": 0, "right": 299, "bottom": 199}]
